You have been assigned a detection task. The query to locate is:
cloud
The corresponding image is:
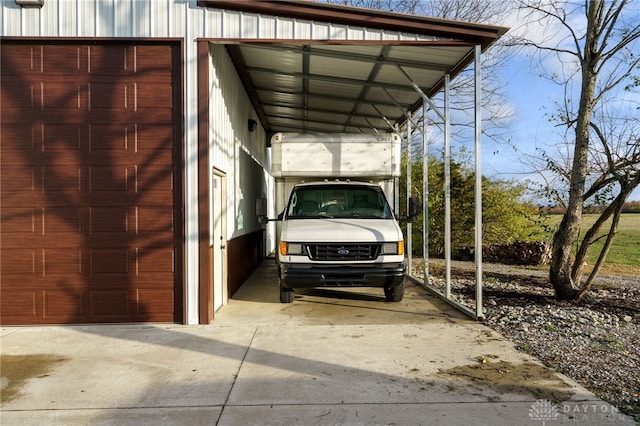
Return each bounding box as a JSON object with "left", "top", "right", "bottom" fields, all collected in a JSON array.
[{"left": 498, "top": 2, "right": 586, "bottom": 79}]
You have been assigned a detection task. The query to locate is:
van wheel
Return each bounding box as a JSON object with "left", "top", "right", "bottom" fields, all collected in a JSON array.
[
  {"left": 280, "top": 286, "right": 294, "bottom": 303},
  {"left": 385, "top": 283, "right": 404, "bottom": 302}
]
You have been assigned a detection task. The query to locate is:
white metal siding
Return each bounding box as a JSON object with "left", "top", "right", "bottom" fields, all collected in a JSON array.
[
  {"left": 1, "top": 1, "right": 442, "bottom": 40},
  {"left": 209, "top": 44, "right": 267, "bottom": 241},
  {"left": 1, "top": 0, "right": 445, "bottom": 324}
]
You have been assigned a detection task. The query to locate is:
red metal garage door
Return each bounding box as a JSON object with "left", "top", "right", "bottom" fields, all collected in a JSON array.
[{"left": 1, "top": 41, "right": 183, "bottom": 324}]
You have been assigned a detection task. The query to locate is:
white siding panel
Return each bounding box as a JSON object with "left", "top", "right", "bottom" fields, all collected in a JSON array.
[
  {"left": 209, "top": 45, "right": 232, "bottom": 171},
  {"left": 295, "top": 20, "right": 312, "bottom": 39},
  {"left": 258, "top": 15, "right": 277, "bottom": 39},
  {"left": 209, "top": 44, "right": 267, "bottom": 240},
  {"left": 131, "top": 0, "right": 151, "bottom": 37},
  {"left": 312, "top": 21, "right": 331, "bottom": 39},
  {"left": 330, "top": 24, "right": 349, "bottom": 39},
  {"left": 276, "top": 17, "right": 295, "bottom": 39},
  {"left": 2, "top": 3, "right": 19, "bottom": 36},
  {"left": 0, "top": 4, "right": 4, "bottom": 35},
  {"left": 94, "top": 1, "right": 111, "bottom": 37},
  {"left": 222, "top": 10, "right": 241, "bottom": 38},
  {"left": 201, "top": 4, "right": 212, "bottom": 38},
  {"left": 58, "top": 0, "right": 76, "bottom": 37},
  {"left": 210, "top": 45, "right": 237, "bottom": 239},
  {"left": 365, "top": 29, "right": 384, "bottom": 41},
  {"left": 169, "top": 0, "right": 186, "bottom": 38},
  {"left": 77, "top": 0, "right": 95, "bottom": 37},
  {"left": 383, "top": 31, "right": 401, "bottom": 41},
  {"left": 150, "top": 0, "right": 169, "bottom": 37},
  {"left": 202, "top": 8, "right": 222, "bottom": 38},
  {"left": 41, "top": 0, "right": 58, "bottom": 36},
  {"left": 183, "top": 1, "right": 203, "bottom": 325},
  {"left": 22, "top": 6, "right": 40, "bottom": 36},
  {"left": 241, "top": 14, "right": 258, "bottom": 38},
  {"left": 347, "top": 27, "right": 366, "bottom": 39},
  {"left": 114, "top": 0, "right": 132, "bottom": 37},
  {"left": 418, "top": 33, "right": 438, "bottom": 41}
]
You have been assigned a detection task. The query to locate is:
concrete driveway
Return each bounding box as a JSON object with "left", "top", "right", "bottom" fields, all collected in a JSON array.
[{"left": 1, "top": 260, "right": 634, "bottom": 425}]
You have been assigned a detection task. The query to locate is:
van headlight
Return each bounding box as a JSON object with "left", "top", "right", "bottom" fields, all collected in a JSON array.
[
  {"left": 280, "top": 242, "right": 304, "bottom": 256},
  {"left": 382, "top": 241, "right": 404, "bottom": 255}
]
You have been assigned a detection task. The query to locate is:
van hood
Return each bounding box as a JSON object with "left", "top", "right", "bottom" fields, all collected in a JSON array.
[{"left": 281, "top": 218, "right": 403, "bottom": 243}]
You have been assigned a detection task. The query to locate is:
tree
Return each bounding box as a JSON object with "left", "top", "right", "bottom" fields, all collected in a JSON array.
[
  {"left": 400, "top": 153, "right": 540, "bottom": 256},
  {"left": 326, "top": 0, "right": 420, "bottom": 13},
  {"left": 515, "top": 0, "right": 640, "bottom": 300}
]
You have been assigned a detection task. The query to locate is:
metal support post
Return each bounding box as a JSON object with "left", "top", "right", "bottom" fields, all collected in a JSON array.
[
  {"left": 406, "top": 120, "right": 412, "bottom": 277},
  {"left": 444, "top": 74, "right": 452, "bottom": 299},
  {"left": 474, "top": 45, "right": 483, "bottom": 319},
  {"left": 422, "top": 105, "right": 429, "bottom": 285}
]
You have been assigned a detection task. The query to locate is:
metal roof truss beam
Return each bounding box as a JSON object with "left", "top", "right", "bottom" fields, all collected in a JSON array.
[
  {"left": 397, "top": 64, "right": 445, "bottom": 122},
  {"left": 381, "top": 87, "right": 423, "bottom": 136},
  {"left": 245, "top": 65, "right": 420, "bottom": 93},
  {"left": 253, "top": 88, "right": 412, "bottom": 110}
]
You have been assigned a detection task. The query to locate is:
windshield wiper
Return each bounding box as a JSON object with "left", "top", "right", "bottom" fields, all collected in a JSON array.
[{"left": 350, "top": 212, "right": 383, "bottom": 219}]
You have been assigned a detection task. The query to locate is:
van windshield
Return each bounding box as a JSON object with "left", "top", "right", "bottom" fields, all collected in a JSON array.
[{"left": 286, "top": 184, "right": 393, "bottom": 219}]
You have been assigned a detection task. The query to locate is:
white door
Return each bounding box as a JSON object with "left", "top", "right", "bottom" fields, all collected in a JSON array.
[{"left": 212, "top": 172, "right": 226, "bottom": 312}]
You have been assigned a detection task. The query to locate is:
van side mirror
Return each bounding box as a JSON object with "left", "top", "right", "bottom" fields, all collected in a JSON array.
[
  {"left": 256, "top": 197, "right": 281, "bottom": 223},
  {"left": 407, "top": 197, "right": 420, "bottom": 223},
  {"left": 256, "top": 197, "right": 268, "bottom": 224}
]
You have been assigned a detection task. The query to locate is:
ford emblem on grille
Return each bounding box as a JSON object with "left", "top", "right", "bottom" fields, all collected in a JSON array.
[{"left": 337, "top": 248, "right": 350, "bottom": 255}]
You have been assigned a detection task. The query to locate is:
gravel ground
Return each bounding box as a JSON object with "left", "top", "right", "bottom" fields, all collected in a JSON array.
[{"left": 412, "top": 259, "right": 640, "bottom": 423}]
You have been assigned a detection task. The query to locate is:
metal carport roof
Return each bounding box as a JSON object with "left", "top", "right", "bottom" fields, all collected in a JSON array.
[
  {"left": 199, "top": 0, "right": 508, "bottom": 134},
  {"left": 198, "top": 0, "right": 510, "bottom": 320}
]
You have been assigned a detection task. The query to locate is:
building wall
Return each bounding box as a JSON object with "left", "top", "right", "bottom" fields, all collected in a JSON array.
[
  {"left": 208, "top": 43, "right": 271, "bottom": 297},
  {"left": 1, "top": 0, "right": 431, "bottom": 323},
  {"left": 208, "top": 44, "right": 268, "bottom": 241}
]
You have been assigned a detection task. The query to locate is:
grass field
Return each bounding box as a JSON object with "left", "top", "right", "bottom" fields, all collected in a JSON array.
[{"left": 543, "top": 213, "right": 640, "bottom": 276}]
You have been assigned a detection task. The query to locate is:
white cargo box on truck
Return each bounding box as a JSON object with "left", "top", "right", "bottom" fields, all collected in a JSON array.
[{"left": 271, "top": 132, "right": 401, "bottom": 178}]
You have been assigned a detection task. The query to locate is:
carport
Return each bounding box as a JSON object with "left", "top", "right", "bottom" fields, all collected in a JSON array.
[{"left": 197, "top": 1, "right": 508, "bottom": 321}]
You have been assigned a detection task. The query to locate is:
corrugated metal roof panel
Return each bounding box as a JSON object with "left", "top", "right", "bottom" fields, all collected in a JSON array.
[
  {"left": 310, "top": 56, "right": 374, "bottom": 81},
  {"left": 223, "top": 33, "right": 504, "bottom": 133},
  {"left": 207, "top": 0, "right": 508, "bottom": 133}
]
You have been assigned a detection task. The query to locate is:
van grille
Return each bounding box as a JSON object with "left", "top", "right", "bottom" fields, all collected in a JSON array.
[{"left": 307, "top": 244, "right": 380, "bottom": 261}]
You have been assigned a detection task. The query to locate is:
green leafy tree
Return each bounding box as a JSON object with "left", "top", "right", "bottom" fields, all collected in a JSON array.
[{"left": 400, "top": 153, "right": 540, "bottom": 256}]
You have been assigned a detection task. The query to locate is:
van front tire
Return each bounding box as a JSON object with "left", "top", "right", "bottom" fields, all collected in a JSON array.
[
  {"left": 384, "top": 283, "right": 404, "bottom": 302},
  {"left": 280, "top": 286, "right": 294, "bottom": 303}
]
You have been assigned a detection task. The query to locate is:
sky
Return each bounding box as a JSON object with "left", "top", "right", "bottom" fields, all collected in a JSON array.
[{"left": 478, "top": 2, "right": 640, "bottom": 203}]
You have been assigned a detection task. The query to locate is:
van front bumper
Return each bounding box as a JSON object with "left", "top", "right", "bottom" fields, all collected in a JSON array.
[{"left": 279, "top": 262, "right": 406, "bottom": 289}]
